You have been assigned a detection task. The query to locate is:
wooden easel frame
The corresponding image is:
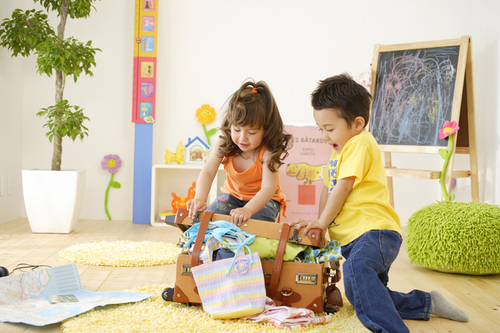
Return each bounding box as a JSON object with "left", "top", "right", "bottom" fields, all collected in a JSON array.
[{"left": 368, "top": 36, "right": 479, "bottom": 205}]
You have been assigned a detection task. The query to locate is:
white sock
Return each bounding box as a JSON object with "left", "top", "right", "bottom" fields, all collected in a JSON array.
[{"left": 430, "top": 290, "right": 469, "bottom": 322}]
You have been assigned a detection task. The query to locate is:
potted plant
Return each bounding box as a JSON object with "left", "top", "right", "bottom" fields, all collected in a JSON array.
[{"left": 0, "top": 0, "right": 101, "bottom": 233}]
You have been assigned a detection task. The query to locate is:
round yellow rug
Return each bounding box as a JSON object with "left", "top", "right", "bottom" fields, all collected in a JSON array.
[
  {"left": 61, "top": 284, "right": 369, "bottom": 333},
  {"left": 59, "top": 241, "right": 181, "bottom": 267}
]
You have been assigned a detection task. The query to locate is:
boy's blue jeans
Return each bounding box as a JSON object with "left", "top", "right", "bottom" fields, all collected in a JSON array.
[
  {"left": 341, "top": 230, "right": 431, "bottom": 333},
  {"left": 206, "top": 193, "right": 280, "bottom": 222}
]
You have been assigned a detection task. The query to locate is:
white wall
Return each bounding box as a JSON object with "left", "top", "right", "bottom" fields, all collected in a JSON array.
[
  {"left": 0, "top": 1, "right": 24, "bottom": 223},
  {"left": 1, "top": 0, "right": 499, "bottom": 225}
]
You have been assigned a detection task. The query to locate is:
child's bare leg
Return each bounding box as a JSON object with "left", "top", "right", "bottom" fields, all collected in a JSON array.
[{"left": 430, "top": 290, "right": 469, "bottom": 322}]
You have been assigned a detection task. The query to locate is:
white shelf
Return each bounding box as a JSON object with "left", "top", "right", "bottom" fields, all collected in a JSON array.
[{"left": 150, "top": 164, "right": 225, "bottom": 226}]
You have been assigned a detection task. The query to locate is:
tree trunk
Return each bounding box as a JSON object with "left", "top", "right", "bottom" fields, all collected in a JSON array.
[{"left": 51, "top": 0, "right": 69, "bottom": 171}]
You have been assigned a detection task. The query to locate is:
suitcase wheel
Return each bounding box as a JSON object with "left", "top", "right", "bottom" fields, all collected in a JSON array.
[
  {"left": 161, "top": 287, "right": 175, "bottom": 302},
  {"left": 324, "top": 303, "right": 341, "bottom": 314}
]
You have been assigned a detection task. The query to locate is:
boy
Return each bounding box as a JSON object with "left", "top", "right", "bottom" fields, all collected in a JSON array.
[{"left": 292, "top": 73, "right": 469, "bottom": 332}]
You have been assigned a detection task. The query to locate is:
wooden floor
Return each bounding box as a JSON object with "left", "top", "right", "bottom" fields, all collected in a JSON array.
[{"left": 0, "top": 218, "right": 498, "bottom": 332}]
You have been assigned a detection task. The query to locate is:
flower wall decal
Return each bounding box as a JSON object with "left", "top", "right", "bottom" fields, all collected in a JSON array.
[
  {"left": 196, "top": 104, "right": 217, "bottom": 146},
  {"left": 101, "top": 154, "right": 122, "bottom": 220},
  {"left": 438, "top": 121, "right": 459, "bottom": 201},
  {"left": 439, "top": 120, "right": 459, "bottom": 140}
]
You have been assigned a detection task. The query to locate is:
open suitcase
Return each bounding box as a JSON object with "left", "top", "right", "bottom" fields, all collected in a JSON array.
[{"left": 164, "top": 208, "right": 343, "bottom": 313}]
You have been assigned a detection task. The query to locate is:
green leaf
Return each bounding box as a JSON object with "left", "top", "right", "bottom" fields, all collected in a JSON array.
[
  {"left": 37, "top": 101, "right": 90, "bottom": 143},
  {"left": 111, "top": 181, "right": 121, "bottom": 189},
  {"left": 449, "top": 194, "right": 455, "bottom": 201},
  {"left": 206, "top": 128, "right": 217, "bottom": 137},
  {"left": 438, "top": 149, "right": 448, "bottom": 159},
  {"left": 0, "top": 9, "right": 55, "bottom": 57}
]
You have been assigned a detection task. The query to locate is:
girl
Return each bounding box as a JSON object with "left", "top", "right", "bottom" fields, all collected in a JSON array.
[{"left": 187, "top": 80, "right": 292, "bottom": 225}]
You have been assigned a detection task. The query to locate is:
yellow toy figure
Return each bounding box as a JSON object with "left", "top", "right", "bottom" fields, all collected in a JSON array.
[
  {"left": 171, "top": 182, "right": 196, "bottom": 213},
  {"left": 165, "top": 141, "right": 186, "bottom": 164}
]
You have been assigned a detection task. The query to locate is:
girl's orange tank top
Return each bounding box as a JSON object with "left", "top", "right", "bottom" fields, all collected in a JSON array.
[{"left": 220, "top": 146, "right": 287, "bottom": 221}]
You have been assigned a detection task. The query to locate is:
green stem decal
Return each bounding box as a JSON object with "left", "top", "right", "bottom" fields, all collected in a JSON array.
[
  {"left": 105, "top": 173, "right": 114, "bottom": 220},
  {"left": 202, "top": 124, "right": 210, "bottom": 146},
  {"left": 104, "top": 173, "right": 121, "bottom": 220},
  {"left": 439, "top": 135, "right": 455, "bottom": 201}
]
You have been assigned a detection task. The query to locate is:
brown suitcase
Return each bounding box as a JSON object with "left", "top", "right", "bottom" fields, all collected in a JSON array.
[{"left": 168, "top": 208, "right": 343, "bottom": 313}]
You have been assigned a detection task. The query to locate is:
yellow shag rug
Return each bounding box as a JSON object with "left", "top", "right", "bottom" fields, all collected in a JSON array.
[
  {"left": 61, "top": 284, "right": 368, "bottom": 333},
  {"left": 59, "top": 241, "right": 181, "bottom": 267}
]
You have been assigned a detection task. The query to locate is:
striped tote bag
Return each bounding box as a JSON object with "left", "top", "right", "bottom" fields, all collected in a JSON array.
[{"left": 191, "top": 251, "right": 266, "bottom": 319}]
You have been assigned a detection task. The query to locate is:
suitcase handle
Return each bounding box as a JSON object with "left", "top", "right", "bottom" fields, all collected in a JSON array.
[
  {"left": 190, "top": 210, "right": 214, "bottom": 278},
  {"left": 266, "top": 222, "right": 290, "bottom": 298}
]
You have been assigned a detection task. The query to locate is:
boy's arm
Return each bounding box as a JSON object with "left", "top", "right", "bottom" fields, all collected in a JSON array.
[
  {"left": 186, "top": 139, "right": 223, "bottom": 218},
  {"left": 316, "top": 176, "right": 354, "bottom": 229},
  {"left": 318, "top": 185, "right": 328, "bottom": 217},
  {"left": 294, "top": 176, "right": 355, "bottom": 235},
  {"left": 230, "top": 150, "right": 279, "bottom": 224}
]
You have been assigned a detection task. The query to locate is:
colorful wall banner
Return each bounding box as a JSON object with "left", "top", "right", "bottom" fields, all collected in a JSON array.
[{"left": 133, "top": 0, "right": 158, "bottom": 123}]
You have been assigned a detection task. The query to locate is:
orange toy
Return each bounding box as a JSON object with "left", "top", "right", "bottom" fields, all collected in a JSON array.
[{"left": 171, "top": 181, "right": 196, "bottom": 213}]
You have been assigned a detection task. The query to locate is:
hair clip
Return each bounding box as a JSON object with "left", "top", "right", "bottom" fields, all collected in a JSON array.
[{"left": 252, "top": 87, "right": 258, "bottom": 94}]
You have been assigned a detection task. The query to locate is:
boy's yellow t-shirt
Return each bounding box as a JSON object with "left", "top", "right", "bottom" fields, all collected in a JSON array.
[{"left": 322, "top": 130, "right": 401, "bottom": 246}]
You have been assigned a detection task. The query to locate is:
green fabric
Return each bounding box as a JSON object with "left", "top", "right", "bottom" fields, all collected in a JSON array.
[
  {"left": 406, "top": 201, "right": 500, "bottom": 275},
  {"left": 248, "top": 236, "right": 307, "bottom": 261}
]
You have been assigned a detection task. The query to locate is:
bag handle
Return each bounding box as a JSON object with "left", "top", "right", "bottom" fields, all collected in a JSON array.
[
  {"left": 191, "top": 211, "right": 214, "bottom": 271},
  {"left": 266, "top": 222, "right": 290, "bottom": 298}
]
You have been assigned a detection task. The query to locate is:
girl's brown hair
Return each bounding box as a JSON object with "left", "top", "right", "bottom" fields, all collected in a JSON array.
[{"left": 219, "top": 79, "right": 292, "bottom": 172}]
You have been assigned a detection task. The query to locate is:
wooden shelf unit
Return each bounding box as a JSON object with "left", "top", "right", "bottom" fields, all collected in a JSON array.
[{"left": 150, "top": 164, "right": 225, "bottom": 226}]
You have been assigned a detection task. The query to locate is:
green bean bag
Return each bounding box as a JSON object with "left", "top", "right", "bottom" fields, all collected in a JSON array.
[{"left": 406, "top": 201, "right": 500, "bottom": 275}]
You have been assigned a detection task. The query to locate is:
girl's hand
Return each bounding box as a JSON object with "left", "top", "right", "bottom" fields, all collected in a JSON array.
[
  {"left": 229, "top": 207, "right": 253, "bottom": 226},
  {"left": 291, "top": 218, "right": 327, "bottom": 235},
  {"left": 187, "top": 198, "right": 207, "bottom": 219}
]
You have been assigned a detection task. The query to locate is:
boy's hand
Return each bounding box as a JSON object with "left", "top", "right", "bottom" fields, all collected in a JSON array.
[
  {"left": 186, "top": 198, "right": 206, "bottom": 219},
  {"left": 291, "top": 218, "right": 327, "bottom": 235},
  {"left": 230, "top": 207, "right": 252, "bottom": 226}
]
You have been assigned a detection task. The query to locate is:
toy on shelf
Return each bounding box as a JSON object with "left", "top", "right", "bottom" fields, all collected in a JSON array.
[
  {"left": 159, "top": 210, "right": 176, "bottom": 224},
  {"left": 165, "top": 141, "right": 186, "bottom": 164},
  {"left": 171, "top": 181, "right": 196, "bottom": 213},
  {"left": 184, "top": 136, "right": 210, "bottom": 164}
]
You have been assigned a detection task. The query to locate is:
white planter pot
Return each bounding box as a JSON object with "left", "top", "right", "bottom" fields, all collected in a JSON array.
[{"left": 22, "top": 169, "right": 86, "bottom": 233}]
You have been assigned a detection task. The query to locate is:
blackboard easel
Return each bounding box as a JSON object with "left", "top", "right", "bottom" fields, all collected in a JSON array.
[{"left": 368, "top": 36, "right": 478, "bottom": 205}]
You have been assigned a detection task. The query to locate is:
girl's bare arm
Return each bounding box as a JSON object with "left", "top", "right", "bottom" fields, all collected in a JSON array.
[{"left": 187, "top": 139, "right": 223, "bottom": 218}]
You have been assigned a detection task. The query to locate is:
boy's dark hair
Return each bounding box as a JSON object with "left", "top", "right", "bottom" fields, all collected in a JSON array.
[
  {"left": 311, "top": 73, "right": 372, "bottom": 127},
  {"left": 219, "top": 79, "right": 292, "bottom": 172}
]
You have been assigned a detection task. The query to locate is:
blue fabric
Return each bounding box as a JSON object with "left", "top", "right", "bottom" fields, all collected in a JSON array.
[
  {"left": 206, "top": 193, "right": 280, "bottom": 222},
  {"left": 182, "top": 220, "right": 254, "bottom": 249},
  {"left": 341, "top": 230, "right": 431, "bottom": 333}
]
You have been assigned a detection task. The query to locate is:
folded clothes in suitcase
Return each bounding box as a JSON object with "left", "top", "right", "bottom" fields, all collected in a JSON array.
[{"left": 165, "top": 208, "right": 343, "bottom": 314}]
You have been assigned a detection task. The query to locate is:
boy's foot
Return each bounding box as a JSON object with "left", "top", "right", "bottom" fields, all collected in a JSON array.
[{"left": 430, "top": 290, "right": 469, "bottom": 322}]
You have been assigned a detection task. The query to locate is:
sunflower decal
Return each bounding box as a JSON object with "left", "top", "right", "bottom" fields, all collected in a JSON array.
[{"left": 196, "top": 104, "right": 217, "bottom": 145}]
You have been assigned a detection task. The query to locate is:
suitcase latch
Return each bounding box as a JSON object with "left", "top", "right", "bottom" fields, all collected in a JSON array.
[
  {"left": 281, "top": 288, "right": 293, "bottom": 297},
  {"left": 288, "top": 229, "right": 302, "bottom": 243},
  {"left": 295, "top": 272, "right": 317, "bottom": 285},
  {"left": 181, "top": 264, "right": 192, "bottom": 276}
]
